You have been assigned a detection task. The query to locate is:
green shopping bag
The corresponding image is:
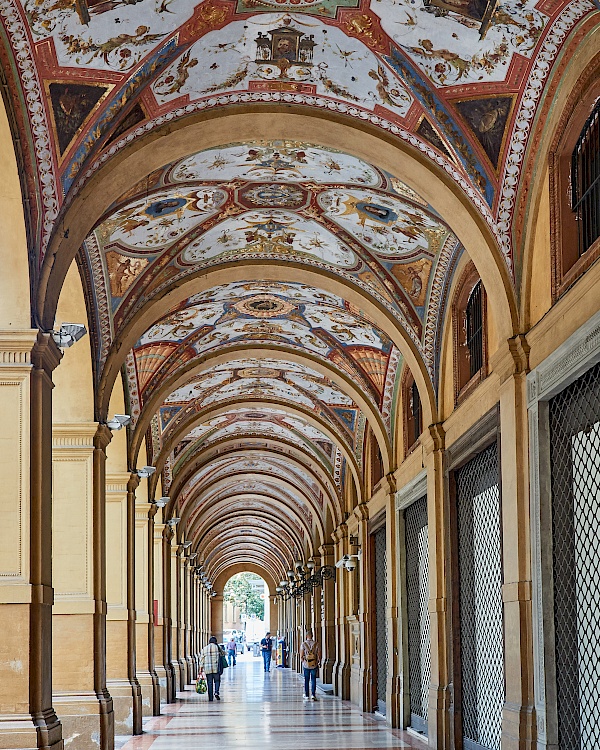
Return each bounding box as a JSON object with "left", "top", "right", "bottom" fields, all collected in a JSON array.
[{"left": 195, "top": 677, "right": 207, "bottom": 694}]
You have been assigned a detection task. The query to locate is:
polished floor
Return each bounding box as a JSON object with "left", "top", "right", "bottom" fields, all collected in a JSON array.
[{"left": 120, "top": 652, "right": 428, "bottom": 750}]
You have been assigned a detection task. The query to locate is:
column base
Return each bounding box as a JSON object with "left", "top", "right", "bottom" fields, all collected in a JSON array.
[
  {"left": 170, "top": 662, "right": 181, "bottom": 697},
  {"left": 106, "top": 681, "right": 136, "bottom": 736},
  {"left": 154, "top": 665, "right": 168, "bottom": 708},
  {"left": 53, "top": 692, "right": 113, "bottom": 750},
  {"left": 428, "top": 685, "right": 451, "bottom": 750},
  {"left": 502, "top": 703, "right": 536, "bottom": 750},
  {"left": 0, "top": 713, "right": 62, "bottom": 750},
  {"left": 177, "top": 659, "right": 188, "bottom": 690},
  {"left": 135, "top": 673, "right": 154, "bottom": 718}
]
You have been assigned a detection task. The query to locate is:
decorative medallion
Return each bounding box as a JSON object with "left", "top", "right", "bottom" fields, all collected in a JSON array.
[
  {"left": 237, "top": 367, "right": 282, "bottom": 378},
  {"left": 240, "top": 182, "right": 306, "bottom": 208},
  {"left": 233, "top": 294, "right": 296, "bottom": 318}
]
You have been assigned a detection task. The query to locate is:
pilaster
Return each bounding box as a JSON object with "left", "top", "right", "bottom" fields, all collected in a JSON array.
[
  {"left": 152, "top": 521, "right": 168, "bottom": 707},
  {"left": 318, "top": 544, "right": 336, "bottom": 685},
  {"left": 332, "top": 522, "right": 350, "bottom": 699},
  {"left": 0, "top": 331, "right": 63, "bottom": 750},
  {"left": 133, "top": 501, "right": 154, "bottom": 718}
]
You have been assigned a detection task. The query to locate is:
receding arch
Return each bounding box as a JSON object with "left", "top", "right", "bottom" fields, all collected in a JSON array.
[{"left": 41, "top": 109, "right": 517, "bottom": 351}]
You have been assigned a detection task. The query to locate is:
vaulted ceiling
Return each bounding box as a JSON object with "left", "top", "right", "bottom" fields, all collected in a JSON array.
[{"left": 1, "top": 0, "right": 596, "bottom": 583}]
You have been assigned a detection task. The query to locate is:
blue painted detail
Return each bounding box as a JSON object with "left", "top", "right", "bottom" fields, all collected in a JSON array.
[{"left": 384, "top": 48, "right": 494, "bottom": 208}]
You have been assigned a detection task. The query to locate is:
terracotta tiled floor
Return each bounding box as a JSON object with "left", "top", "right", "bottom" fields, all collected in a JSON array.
[{"left": 120, "top": 653, "right": 428, "bottom": 750}]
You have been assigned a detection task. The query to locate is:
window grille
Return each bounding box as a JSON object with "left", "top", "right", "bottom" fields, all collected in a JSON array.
[
  {"left": 466, "top": 282, "right": 483, "bottom": 379},
  {"left": 572, "top": 100, "right": 600, "bottom": 257},
  {"left": 374, "top": 526, "right": 388, "bottom": 713},
  {"left": 405, "top": 495, "right": 430, "bottom": 735},
  {"left": 549, "top": 358, "right": 600, "bottom": 749},
  {"left": 456, "top": 443, "right": 504, "bottom": 750},
  {"left": 411, "top": 379, "right": 422, "bottom": 442}
]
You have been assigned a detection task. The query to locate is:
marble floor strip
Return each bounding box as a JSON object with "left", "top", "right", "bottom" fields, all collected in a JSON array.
[{"left": 119, "top": 653, "right": 428, "bottom": 750}]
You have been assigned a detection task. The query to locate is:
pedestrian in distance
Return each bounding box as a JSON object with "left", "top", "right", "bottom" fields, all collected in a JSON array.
[
  {"left": 198, "top": 636, "right": 223, "bottom": 702},
  {"left": 300, "top": 630, "right": 321, "bottom": 701},
  {"left": 260, "top": 631, "right": 273, "bottom": 672},
  {"left": 226, "top": 636, "right": 237, "bottom": 667}
]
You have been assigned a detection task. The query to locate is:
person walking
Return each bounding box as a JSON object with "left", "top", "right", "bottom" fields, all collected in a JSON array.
[
  {"left": 198, "top": 636, "right": 222, "bottom": 702},
  {"left": 260, "top": 631, "right": 273, "bottom": 672},
  {"left": 226, "top": 636, "right": 237, "bottom": 667},
  {"left": 300, "top": 630, "right": 321, "bottom": 701}
]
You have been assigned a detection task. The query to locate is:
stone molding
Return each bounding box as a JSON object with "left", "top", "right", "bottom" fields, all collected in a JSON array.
[
  {"left": 52, "top": 423, "right": 97, "bottom": 450},
  {"left": 526, "top": 306, "right": 600, "bottom": 749},
  {"left": 395, "top": 469, "right": 427, "bottom": 512},
  {"left": 0, "top": 330, "right": 38, "bottom": 364}
]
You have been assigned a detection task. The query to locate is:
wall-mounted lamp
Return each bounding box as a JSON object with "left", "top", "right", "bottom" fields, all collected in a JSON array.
[
  {"left": 135, "top": 466, "right": 156, "bottom": 479},
  {"left": 107, "top": 414, "right": 131, "bottom": 431},
  {"left": 51, "top": 323, "right": 87, "bottom": 349},
  {"left": 182, "top": 541, "right": 192, "bottom": 549},
  {"left": 155, "top": 497, "right": 169, "bottom": 508},
  {"left": 167, "top": 517, "right": 180, "bottom": 527}
]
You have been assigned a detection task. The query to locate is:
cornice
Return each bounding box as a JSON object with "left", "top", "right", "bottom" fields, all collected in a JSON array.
[
  {"left": 52, "top": 422, "right": 97, "bottom": 450},
  {"left": 0, "top": 330, "right": 38, "bottom": 364}
]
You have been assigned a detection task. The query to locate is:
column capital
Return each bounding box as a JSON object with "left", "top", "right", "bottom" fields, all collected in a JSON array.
[
  {"left": 0, "top": 328, "right": 38, "bottom": 363},
  {"left": 128, "top": 472, "right": 140, "bottom": 492},
  {"left": 422, "top": 422, "right": 445, "bottom": 455},
  {"left": 352, "top": 502, "right": 369, "bottom": 523},
  {"left": 331, "top": 522, "right": 348, "bottom": 543},
  {"left": 490, "top": 334, "right": 531, "bottom": 384},
  {"left": 32, "top": 330, "right": 62, "bottom": 374},
  {"left": 93, "top": 423, "right": 112, "bottom": 451}
]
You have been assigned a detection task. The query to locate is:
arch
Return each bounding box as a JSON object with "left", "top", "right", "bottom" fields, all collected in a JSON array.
[
  {"left": 149, "top": 398, "right": 364, "bottom": 499},
  {"left": 41, "top": 110, "right": 517, "bottom": 353},
  {"left": 129, "top": 344, "right": 392, "bottom": 473}
]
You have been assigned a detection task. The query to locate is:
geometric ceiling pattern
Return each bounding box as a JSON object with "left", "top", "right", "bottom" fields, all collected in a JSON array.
[{"left": 2, "top": 0, "right": 596, "bottom": 581}]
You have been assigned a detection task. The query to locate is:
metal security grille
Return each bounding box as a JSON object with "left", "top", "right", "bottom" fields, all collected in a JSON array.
[
  {"left": 549, "top": 358, "right": 600, "bottom": 750},
  {"left": 374, "top": 526, "right": 388, "bottom": 713},
  {"left": 466, "top": 282, "right": 484, "bottom": 378},
  {"left": 572, "top": 100, "right": 600, "bottom": 257},
  {"left": 405, "top": 495, "right": 431, "bottom": 735},
  {"left": 456, "top": 443, "right": 504, "bottom": 750}
]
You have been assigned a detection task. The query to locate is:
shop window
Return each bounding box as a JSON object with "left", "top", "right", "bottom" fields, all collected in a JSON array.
[
  {"left": 550, "top": 68, "right": 600, "bottom": 299},
  {"left": 452, "top": 263, "right": 488, "bottom": 404}
]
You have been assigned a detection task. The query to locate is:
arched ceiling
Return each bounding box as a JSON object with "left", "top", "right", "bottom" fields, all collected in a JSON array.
[{"left": 1, "top": 0, "right": 596, "bottom": 585}]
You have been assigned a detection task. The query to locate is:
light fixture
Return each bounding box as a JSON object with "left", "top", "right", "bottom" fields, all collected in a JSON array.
[
  {"left": 306, "top": 560, "right": 316, "bottom": 570},
  {"left": 155, "top": 497, "right": 169, "bottom": 508},
  {"left": 135, "top": 466, "right": 156, "bottom": 478},
  {"left": 189, "top": 552, "right": 198, "bottom": 562},
  {"left": 278, "top": 559, "right": 336, "bottom": 600},
  {"left": 182, "top": 541, "right": 192, "bottom": 549},
  {"left": 107, "top": 414, "right": 131, "bottom": 431},
  {"left": 51, "top": 323, "right": 87, "bottom": 349},
  {"left": 167, "top": 517, "right": 180, "bottom": 527},
  {"left": 211, "top": 591, "right": 217, "bottom": 597}
]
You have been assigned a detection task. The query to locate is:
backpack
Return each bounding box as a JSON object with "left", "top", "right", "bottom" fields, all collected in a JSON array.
[{"left": 303, "top": 640, "right": 318, "bottom": 669}]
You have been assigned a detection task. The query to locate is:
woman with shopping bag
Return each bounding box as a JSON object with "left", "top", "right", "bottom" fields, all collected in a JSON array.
[{"left": 197, "top": 636, "right": 228, "bottom": 701}]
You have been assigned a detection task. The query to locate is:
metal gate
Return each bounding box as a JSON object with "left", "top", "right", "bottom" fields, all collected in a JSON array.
[
  {"left": 456, "top": 443, "right": 504, "bottom": 750},
  {"left": 374, "top": 525, "right": 388, "bottom": 714},
  {"left": 405, "top": 495, "right": 430, "bottom": 734},
  {"left": 549, "top": 359, "right": 600, "bottom": 749}
]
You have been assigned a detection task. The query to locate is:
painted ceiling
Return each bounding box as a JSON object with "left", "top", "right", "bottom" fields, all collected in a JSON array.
[{"left": 1, "top": 0, "right": 595, "bottom": 577}]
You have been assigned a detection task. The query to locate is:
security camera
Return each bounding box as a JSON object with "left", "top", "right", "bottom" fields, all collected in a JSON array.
[
  {"left": 107, "top": 414, "right": 131, "bottom": 431},
  {"left": 345, "top": 558, "right": 357, "bottom": 572},
  {"left": 51, "top": 323, "right": 87, "bottom": 349},
  {"left": 335, "top": 555, "right": 350, "bottom": 569},
  {"left": 136, "top": 466, "right": 156, "bottom": 478}
]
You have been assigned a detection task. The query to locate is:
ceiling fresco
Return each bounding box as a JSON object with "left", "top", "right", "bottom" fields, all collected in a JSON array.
[
  {"left": 0, "top": 0, "right": 595, "bottom": 576},
  {"left": 0, "top": 0, "right": 592, "bottom": 271}
]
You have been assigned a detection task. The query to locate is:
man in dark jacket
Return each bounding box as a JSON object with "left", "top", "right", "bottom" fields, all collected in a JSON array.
[{"left": 260, "top": 631, "right": 273, "bottom": 672}]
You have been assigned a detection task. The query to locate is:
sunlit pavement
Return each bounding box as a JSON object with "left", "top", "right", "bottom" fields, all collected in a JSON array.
[{"left": 118, "top": 651, "right": 427, "bottom": 749}]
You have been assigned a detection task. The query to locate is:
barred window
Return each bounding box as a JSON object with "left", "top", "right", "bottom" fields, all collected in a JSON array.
[
  {"left": 466, "top": 281, "right": 483, "bottom": 380},
  {"left": 572, "top": 100, "right": 600, "bottom": 258}
]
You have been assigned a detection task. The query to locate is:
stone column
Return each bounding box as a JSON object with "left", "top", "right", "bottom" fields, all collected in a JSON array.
[
  {"left": 176, "top": 548, "right": 187, "bottom": 689},
  {"left": 332, "top": 523, "right": 350, "bottom": 699},
  {"left": 384, "top": 479, "right": 402, "bottom": 728},
  {"left": 169, "top": 542, "right": 181, "bottom": 694},
  {"left": 423, "top": 424, "right": 451, "bottom": 749},
  {"left": 146, "top": 507, "right": 160, "bottom": 716},
  {"left": 52, "top": 422, "right": 114, "bottom": 750},
  {"left": 319, "top": 544, "right": 336, "bottom": 686},
  {"left": 496, "top": 337, "right": 535, "bottom": 749},
  {"left": 161, "top": 528, "right": 176, "bottom": 703},
  {"left": 0, "top": 331, "right": 63, "bottom": 750},
  {"left": 182, "top": 556, "right": 193, "bottom": 684},
  {"left": 126, "top": 475, "right": 142, "bottom": 734},
  {"left": 153, "top": 521, "right": 168, "bottom": 707},
  {"left": 134, "top": 500, "right": 153, "bottom": 718},
  {"left": 353, "top": 503, "right": 371, "bottom": 713}
]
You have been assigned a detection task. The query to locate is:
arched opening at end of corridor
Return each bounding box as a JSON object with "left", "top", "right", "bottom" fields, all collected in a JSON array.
[{"left": 222, "top": 572, "right": 270, "bottom": 661}]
